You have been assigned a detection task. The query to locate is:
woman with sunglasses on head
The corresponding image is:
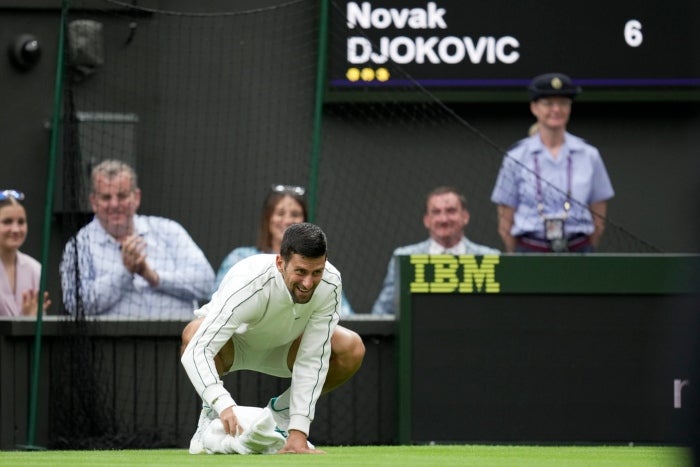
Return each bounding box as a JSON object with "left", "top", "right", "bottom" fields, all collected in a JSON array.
[
  {"left": 213, "top": 185, "right": 354, "bottom": 316},
  {"left": 0, "top": 190, "right": 51, "bottom": 316}
]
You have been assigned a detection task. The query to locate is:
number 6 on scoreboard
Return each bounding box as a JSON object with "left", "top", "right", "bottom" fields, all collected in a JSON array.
[{"left": 624, "top": 19, "right": 643, "bottom": 47}]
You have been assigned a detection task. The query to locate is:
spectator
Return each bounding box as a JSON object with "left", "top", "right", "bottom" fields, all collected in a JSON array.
[
  {"left": 0, "top": 190, "right": 51, "bottom": 316},
  {"left": 60, "top": 159, "right": 214, "bottom": 319},
  {"left": 214, "top": 184, "right": 354, "bottom": 317},
  {"left": 371, "top": 186, "right": 499, "bottom": 315},
  {"left": 491, "top": 72, "right": 614, "bottom": 253}
]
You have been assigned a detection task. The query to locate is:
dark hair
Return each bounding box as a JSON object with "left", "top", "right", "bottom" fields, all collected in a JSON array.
[
  {"left": 256, "top": 189, "right": 308, "bottom": 252},
  {"left": 425, "top": 186, "right": 468, "bottom": 212},
  {"left": 279, "top": 222, "right": 327, "bottom": 261}
]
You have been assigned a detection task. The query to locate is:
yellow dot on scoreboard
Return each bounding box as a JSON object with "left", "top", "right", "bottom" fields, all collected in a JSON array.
[
  {"left": 360, "top": 67, "right": 375, "bottom": 81},
  {"left": 346, "top": 68, "right": 360, "bottom": 82},
  {"left": 376, "top": 67, "right": 390, "bottom": 82}
]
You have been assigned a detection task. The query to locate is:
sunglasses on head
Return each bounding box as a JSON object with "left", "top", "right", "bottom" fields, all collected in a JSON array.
[
  {"left": 0, "top": 190, "right": 25, "bottom": 201},
  {"left": 270, "top": 184, "right": 305, "bottom": 196}
]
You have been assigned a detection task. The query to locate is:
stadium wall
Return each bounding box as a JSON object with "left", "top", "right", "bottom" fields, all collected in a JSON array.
[{"left": 2, "top": 275, "right": 698, "bottom": 449}]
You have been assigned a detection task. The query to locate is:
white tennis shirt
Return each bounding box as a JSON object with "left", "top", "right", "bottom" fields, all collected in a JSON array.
[{"left": 181, "top": 253, "right": 342, "bottom": 436}]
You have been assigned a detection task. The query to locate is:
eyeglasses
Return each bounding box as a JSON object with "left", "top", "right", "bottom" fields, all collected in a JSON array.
[
  {"left": 0, "top": 189, "right": 25, "bottom": 201},
  {"left": 271, "top": 184, "right": 305, "bottom": 196}
]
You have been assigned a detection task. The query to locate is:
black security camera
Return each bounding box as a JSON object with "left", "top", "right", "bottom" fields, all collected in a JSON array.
[{"left": 8, "top": 34, "right": 42, "bottom": 71}]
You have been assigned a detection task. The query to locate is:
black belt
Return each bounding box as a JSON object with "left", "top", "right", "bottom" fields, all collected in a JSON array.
[{"left": 517, "top": 234, "right": 590, "bottom": 252}]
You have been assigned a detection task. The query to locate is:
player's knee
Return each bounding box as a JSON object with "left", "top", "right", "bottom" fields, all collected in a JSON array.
[
  {"left": 349, "top": 331, "right": 365, "bottom": 364},
  {"left": 334, "top": 329, "right": 365, "bottom": 370}
]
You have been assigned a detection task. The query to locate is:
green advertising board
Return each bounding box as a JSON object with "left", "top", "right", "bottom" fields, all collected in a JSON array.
[{"left": 396, "top": 254, "right": 700, "bottom": 444}]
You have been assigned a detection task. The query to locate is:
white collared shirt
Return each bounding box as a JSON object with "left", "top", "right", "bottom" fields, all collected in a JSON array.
[
  {"left": 428, "top": 238, "right": 467, "bottom": 255},
  {"left": 60, "top": 215, "right": 215, "bottom": 319}
]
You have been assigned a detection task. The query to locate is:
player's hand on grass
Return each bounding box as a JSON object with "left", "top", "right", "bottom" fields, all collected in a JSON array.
[{"left": 278, "top": 430, "right": 325, "bottom": 454}]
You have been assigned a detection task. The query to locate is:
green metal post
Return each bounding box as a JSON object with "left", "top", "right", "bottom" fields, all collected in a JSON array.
[
  {"left": 307, "top": 0, "right": 330, "bottom": 222},
  {"left": 24, "top": 0, "right": 68, "bottom": 449},
  {"left": 396, "top": 256, "right": 413, "bottom": 444}
]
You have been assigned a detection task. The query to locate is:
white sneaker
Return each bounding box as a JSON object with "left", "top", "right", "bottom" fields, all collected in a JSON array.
[
  {"left": 266, "top": 397, "right": 290, "bottom": 432},
  {"left": 266, "top": 398, "right": 314, "bottom": 449},
  {"left": 189, "top": 406, "right": 217, "bottom": 454}
]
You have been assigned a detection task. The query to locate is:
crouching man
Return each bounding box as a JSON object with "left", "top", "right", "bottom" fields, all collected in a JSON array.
[{"left": 181, "top": 223, "right": 365, "bottom": 454}]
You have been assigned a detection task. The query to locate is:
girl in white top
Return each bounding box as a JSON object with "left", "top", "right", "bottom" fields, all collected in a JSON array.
[{"left": 0, "top": 190, "right": 50, "bottom": 317}]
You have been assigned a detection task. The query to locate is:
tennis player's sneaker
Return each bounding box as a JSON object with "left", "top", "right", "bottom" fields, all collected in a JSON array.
[
  {"left": 266, "top": 397, "right": 290, "bottom": 432},
  {"left": 189, "top": 405, "right": 217, "bottom": 454},
  {"left": 265, "top": 397, "right": 315, "bottom": 449}
]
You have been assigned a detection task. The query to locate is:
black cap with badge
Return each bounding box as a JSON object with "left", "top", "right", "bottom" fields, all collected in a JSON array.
[{"left": 527, "top": 72, "right": 582, "bottom": 101}]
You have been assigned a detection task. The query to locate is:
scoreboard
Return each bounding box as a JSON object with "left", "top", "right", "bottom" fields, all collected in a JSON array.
[{"left": 327, "top": 1, "right": 700, "bottom": 100}]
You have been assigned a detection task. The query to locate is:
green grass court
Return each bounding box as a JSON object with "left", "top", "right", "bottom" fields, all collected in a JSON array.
[{"left": 1, "top": 445, "right": 693, "bottom": 466}]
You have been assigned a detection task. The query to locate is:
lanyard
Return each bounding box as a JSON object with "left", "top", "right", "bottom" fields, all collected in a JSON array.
[{"left": 533, "top": 152, "right": 572, "bottom": 218}]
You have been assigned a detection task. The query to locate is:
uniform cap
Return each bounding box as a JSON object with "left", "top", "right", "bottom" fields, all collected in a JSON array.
[{"left": 528, "top": 72, "right": 581, "bottom": 101}]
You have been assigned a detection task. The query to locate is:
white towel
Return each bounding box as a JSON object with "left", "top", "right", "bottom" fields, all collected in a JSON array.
[{"left": 201, "top": 406, "right": 286, "bottom": 455}]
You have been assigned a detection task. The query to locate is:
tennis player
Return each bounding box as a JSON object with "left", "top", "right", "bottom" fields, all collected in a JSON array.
[{"left": 181, "top": 223, "right": 365, "bottom": 454}]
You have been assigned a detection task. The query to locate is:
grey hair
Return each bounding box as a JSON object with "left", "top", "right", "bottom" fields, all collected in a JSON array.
[{"left": 91, "top": 159, "right": 138, "bottom": 193}]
